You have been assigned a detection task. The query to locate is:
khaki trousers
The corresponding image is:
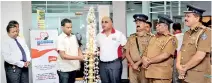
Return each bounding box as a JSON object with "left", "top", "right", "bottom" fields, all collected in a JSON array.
[
  {"left": 147, "top": 78, "right": 172, "bottom": 83},
  {"left": 129, "top": 67, "right": 148, "bottom": 83}
]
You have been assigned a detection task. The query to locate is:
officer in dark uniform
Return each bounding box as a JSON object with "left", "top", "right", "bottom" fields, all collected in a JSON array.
[{"left": 176, "top": 4, "right": 211, "bottom": 83}]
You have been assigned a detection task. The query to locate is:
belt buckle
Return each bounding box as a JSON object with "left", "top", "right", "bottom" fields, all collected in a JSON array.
[
  {"left": 12, "top": 66, "right": 16, "bottom": 69},
  {"left": 12, "top": 66, "right": 16, "bottom": 73}
]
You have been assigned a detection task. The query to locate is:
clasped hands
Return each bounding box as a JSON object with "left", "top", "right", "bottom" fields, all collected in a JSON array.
[
  {"left": 177, "top": 65, "right": 187, "bottom": 79},
  {"left": 24, "top": 61, "right": 30, "bottom": 68},
  {"left": 142, "top": 56, "right": 151, "bottom": 69},
  {"left": 131, "top": 63, "right": 140, "bottom": 71},
  {"left": 131, "top": 56, "right": 151, "bottom": 71}
]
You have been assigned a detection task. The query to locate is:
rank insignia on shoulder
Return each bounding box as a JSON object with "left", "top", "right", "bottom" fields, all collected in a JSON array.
[
  {"left": 130, "top": 33, "right": 136, "bottom": 36},
  {"left": 201, "top": 33, "right": 207, "bottom": 40}
]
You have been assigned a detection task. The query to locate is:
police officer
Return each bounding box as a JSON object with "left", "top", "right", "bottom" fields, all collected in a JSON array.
[
  {"left": 145, "top": 21, "right": 153, "bottom": 35},
  {"left": 124, "top": 14, "right": 152, "bottom": 83},
  {"left": 142, "top": 14, "right": 177, "bottom": 83},
  {"left": 176, "top": 4, "right": 211, "bottom": 83}
]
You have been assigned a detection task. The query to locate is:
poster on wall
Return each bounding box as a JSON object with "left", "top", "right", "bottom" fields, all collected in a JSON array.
[
  {"left": 30, "top": 29, "right": 59, "bottom": 83},
  {"left": 37, "top": 9, "right": 46, "bottom": 29}
]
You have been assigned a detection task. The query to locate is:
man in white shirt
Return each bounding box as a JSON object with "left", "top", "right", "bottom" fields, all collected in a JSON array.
[
  {"left": 57, "top": 18, "right": 84, "bottom": 83},
  {"left": 96, "top": 16, "right": 127, "bottom": 83},
  {"left": 173, "top": 23, "right": 184, "bottom": 52},
  {"left": 2, "top": 23, "right": 31, "bottom": 83},
  {"left": 172, "top": 22, "right": 184, "bottom": 83}
]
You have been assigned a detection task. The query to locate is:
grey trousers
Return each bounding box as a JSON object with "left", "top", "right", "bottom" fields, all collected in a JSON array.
[
  {"left": 99, "top": 59, "right": 122, "bottom": 83},
  {"left": 5, "top": 62, "right": 29, "bottom": 83}
]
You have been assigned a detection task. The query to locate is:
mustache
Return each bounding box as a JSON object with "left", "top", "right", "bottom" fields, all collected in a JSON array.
[
  {"left": 185, "top": 19, "right": 188, "bottom": 22},
  {"left": 137, "top": 26, "right": 140, "bottom": 28}
]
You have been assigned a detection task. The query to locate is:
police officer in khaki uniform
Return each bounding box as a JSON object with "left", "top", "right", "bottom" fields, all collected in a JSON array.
[
  {"left": 124, "top": 14, "right": 152, "bottom": 83},
  {"left": 176, "top": 5, "right": 211, "bottom": 83},
  {"left": 141, "top": 14, "right": 177, "bottom": 83},
  {"left": 145, "top": 21, "right": 154, "bottom": 36}
]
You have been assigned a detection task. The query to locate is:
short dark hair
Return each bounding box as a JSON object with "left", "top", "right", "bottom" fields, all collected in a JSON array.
[
  {"left": 146, "top": 21, "right": 152, "bottom": 28},
  {"left": 61, "top": 18, "right": 72, "bottom": 26},
  {"left": 6, "top": 23, "right": 17, "bottom": 33},
  {"left": 172, "top": 23, "right": 181, "bottom": 31},
  {"left": 8, "top": 20, "right": 19, "bottom": 25}
]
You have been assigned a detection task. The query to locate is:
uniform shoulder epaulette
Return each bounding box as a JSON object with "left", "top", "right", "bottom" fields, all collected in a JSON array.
[
  {"left": 199, "top": 25, "right": 211, "bottom": 31},
  {"left": 171, "top": 34, "right": 176, "bottom": 37},
  {"left": 166, "top": 33, "right": 175, "bottom": 37},
  {"left": 130, "top": 33, "right": 137, "bottom": 37},
  {"left": 162, "top": 34, "right": 177, "bottom": 49}
]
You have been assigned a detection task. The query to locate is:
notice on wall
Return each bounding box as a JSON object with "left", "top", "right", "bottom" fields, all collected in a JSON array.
[{"left": 37, "top": 9, "right": 46, "bottom": 29}]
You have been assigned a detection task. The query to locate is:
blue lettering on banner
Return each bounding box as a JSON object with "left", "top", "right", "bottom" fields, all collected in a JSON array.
[{"left": 37, "top": 40, "right": 53, "bottom": 45}]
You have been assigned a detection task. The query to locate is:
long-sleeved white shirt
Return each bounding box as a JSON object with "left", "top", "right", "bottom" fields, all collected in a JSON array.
[{"left": 1, "top": 35, "right": 31, "bottom": 68}]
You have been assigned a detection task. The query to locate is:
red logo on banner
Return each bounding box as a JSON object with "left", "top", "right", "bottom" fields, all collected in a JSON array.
[
  {"left": 35, "top": 32, "right": 49, "bottom": 40},
  {"left": 48, "top": 56, "right": 57, "bottom": 62}
]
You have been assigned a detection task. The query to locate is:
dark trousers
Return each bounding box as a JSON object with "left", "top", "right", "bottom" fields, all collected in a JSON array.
[
  {"left": 172, "top": 57, "right": 180, "bottom": 83},
  {"left": 4, "top": 62, "right": 29, "bottom": 83},
  {"left": 99, "top": 58, "right": 122, "bottom": 83},
  {"left": 57, "top": 70, "right": 77, "bottom": 83}
]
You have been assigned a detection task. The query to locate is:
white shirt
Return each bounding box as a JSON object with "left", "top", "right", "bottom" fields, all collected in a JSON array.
[
  {"left": 1, "top": 35, "right": 31, "bottom": 68},
  {"left": 175, "top": 33, "right": 184, "bottom": 52},
  {"left": 57, "top": 33, "right": 80, "bottom": 72},
  {"left": 97, "top": 28, "right": 127, "bottom": 62}
]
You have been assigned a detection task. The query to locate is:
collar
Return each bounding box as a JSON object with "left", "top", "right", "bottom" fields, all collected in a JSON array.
[
  {"left": 7, "top": 34, "right": 17, "bottom": 40},
  {"left": 155, "top": 33, "right": 163, "bottom": 37},
  {"left": 163, "top": 32, "right": 171, "bottom": 36},
  {"left": 62, "top": 32, "right": 72, "bottom": 38},
  {"left": 190, "top": 22, "right": 202, "bottom": 31},
  {"left": 156, "top": 32, "right": 170, "bottom": 37},
  {"left": 136, "top": 30, "right": 148, "bottom": 37},
  {"left": 101, "top": 28, "right": 115, "bottom": 34},
  {"left": 174, "top": 30, "right": 182, "bottom": 35}
]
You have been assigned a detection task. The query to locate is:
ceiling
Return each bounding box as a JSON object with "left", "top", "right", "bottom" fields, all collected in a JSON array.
[
  {"left": 31, "top": 1, "right": 112, "bottom": 13},
  {"left": 31, "top": 1, "right": 190, "bottom": 15}
]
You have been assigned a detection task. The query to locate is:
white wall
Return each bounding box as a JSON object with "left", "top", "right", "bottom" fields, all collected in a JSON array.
[
  {"left": 126, "top": 2, "right": 142, "bottom": 37},
  {"left": 0, "top": 1, "right": 2, "bottom": 83},
  {"left": 127, "top": 11, "right": 142, "bottom": 37}
]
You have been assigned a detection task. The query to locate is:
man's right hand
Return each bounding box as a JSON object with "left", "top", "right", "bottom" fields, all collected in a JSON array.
[
  {"left": 24, "top": 61, "right": 30, "bottom": 68},
  {"left": 176, "top": 64, "right": 186, "bottom": 79},
  {"left": 142, "top": 56, "right": 150, "bottom": 69},
  {"left": 78, "top": 55, "right": 84, "bottom": 61},
  {"left": 132, "top": 64, "right": 140, "bottom": 71}
]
